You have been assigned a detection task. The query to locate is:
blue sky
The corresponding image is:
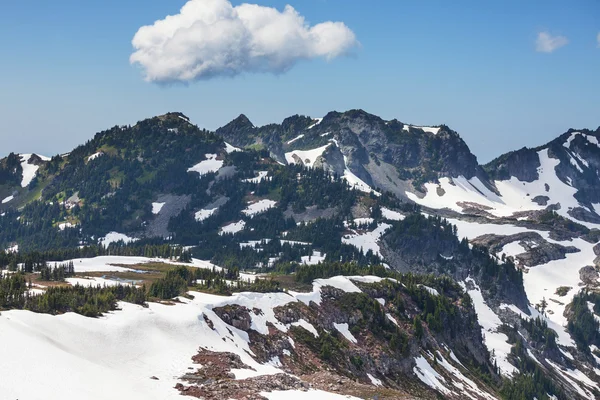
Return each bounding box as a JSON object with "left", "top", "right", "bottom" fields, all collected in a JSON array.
[{"left": 0, "top": 0, "right": 598, "bottom": 162}]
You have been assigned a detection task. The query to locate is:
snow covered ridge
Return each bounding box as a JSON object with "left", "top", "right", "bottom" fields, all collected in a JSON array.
[
  {"left": 407, "top": 147, "right": 600, "bottom": 228},
  {"left": 0, "top": 272, "right": 498, "bottom": 399}
]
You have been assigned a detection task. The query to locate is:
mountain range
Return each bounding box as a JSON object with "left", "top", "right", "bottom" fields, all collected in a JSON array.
[{"left": 1, "top": 110, "right": 600, "bottom": 400}]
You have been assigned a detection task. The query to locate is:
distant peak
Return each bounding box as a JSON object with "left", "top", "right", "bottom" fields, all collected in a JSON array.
[
  {"left": 233, "top": 114, "right": 253, "bottom": 127},
  {"left": 158, "top": 112, "right": 190, "bottom": 122}
]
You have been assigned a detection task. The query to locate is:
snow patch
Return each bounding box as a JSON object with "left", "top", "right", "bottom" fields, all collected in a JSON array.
[
  {"left": 219, "top": 220, "right": 246, "bottom": 235},
  {"left": 99, "top": 232, "right": 138, "bottom": 247},
  {"left": 195, "top": 208, "right": 217, "bottom": 222},
  {"left": 187, "top": 154, "right": 223, "bottom": 176},
  {"left": 333, "top": 322, "right": 357, "bottom": 344},
  {"left": 242, "top": 199, "right": 277, "bottom": 217},
  {"left": 152, "top": 202, "right": 165, "bottom": 215}
]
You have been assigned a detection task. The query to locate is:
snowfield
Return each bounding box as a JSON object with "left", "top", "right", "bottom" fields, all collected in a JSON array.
[
  {"left": 285, "top": 144, "right": 331, "bottom": 167},
  {"left": 0, "top": 275, "right": 399, "bottom": 400},
  {"left": 187, "top": 154, "right": 223, "bottom": 176},
  {"left": 407, "top": 149, "right": 600, "bottom": 229}
]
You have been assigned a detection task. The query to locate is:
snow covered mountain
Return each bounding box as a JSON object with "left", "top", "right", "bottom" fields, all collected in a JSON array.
[{"left": 1, "top": 111, "right": 600, "bottom": 399}]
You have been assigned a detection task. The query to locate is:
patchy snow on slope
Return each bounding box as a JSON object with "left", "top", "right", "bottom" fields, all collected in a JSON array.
[
  {"left": 546, "top": 359, "right": 598, "bottom": 399},
  {"left": 58, "top": 222, "right": 75, "bottom": 231},
  {"left": 225, "top": 142, "right": 241, "bottom": 153},
  {"left": 2, "top": 195, "right": 14, "bottom": 204},
  {"left": 381, "top": 207, "right": 405, "bottom": 221},
  {"left": 307, "top": 118, "right": 323, "bottom": 129},
  {"left": 301, "top": 251, "right": 326, "bottom": 265},
  {"left": 242, "top": 199, "right": 277, "bottom": 217},
  {"left": 417, "top": 126, "right": 441, "bottom": 134},
  {"left": 243, "top": 171, "right": 269, "bottom": 183},
  {"left": 333, "top": 322, "right": 358, "bottom": 344},
  {"left": 367, "top": 373, "right": 383, "bottom": 387},
  {"left": 342, "top": 223, "right": 391, "bottom": 256},
  {"left": 187, "top": 154, "right": 223, "bottom": 176},
  {"left": 152, "top": 202, "right": 166, "bottom": 215},
  {"left": 413, "top": 355, "right": 451, "bottom": 394},
  {"left": 563, "top": 132, "right": 582, "bottom": 149},
  {"left": 407, "top": 149, "right": 600, "bottom": 229},
  {"left": 99, "top": 232, "right": 138, "bottom": 247},
  {"left": 419, "top": 284, "right": 439, "bottom": 296},
  {"left": 195, "top": 208, "right": 217, "bottom": 222},
  {"left": 436, "top": 351, "right": 496, "bottom": 400},
  {"left": 285, "top": 144, "right": 331, "bottom": 167},
  {"left": 286, "top": 134, "right": 305, "bottom": 144},
  {"left": 219, "top": 220, "right": 246, "bottom": 235},
  {"left": 289, "top": 319, "right": 319, "bottom": 337},
  {"left": 460, "top": 278, "right": 518, "bottom": 377},
  {"left": 87, "top": 152, "right": 104, "bottom": 162},
  {"left": 291, "top": 276, "right": 364, "bottom": 306}
]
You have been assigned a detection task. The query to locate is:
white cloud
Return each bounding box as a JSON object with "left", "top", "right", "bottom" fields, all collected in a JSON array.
[
  {"left": 535, "top": 31, "right": 568, "bottom": 53},
  {"left": 130, "top": 0, "right": 358, "bottom": 83}
]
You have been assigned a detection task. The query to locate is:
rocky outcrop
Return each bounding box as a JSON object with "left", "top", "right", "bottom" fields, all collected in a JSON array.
[
  {"left": 215, "top": 109, "right": 488, "bottom": 198},
  {"left": 471, "top": 232, "right": 580, "bottom": 267}
]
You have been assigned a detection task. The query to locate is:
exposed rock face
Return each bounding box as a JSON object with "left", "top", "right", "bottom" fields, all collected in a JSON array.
[
  {"left": 485, "top": 147, "right": 542, "bottom": 182},
  {"left": 380, "top": 216, "right": 529, "bottom": 311},
  {"left": 470, "top": 232, "right": 580, "bottom": 267},
  {"left": 213, "top": 305, "right": 252, "bottom": 331},
  {"left": 144, "top": 193, "right": 191, "bottom": 238},
  {"left": 215, "top": 109, "right": 487, "bottom": 198}
]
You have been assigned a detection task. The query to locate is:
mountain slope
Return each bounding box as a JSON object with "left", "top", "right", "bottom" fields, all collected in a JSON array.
[{"left": 1, "top": 110, "right": 600, "bottom": 399}]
